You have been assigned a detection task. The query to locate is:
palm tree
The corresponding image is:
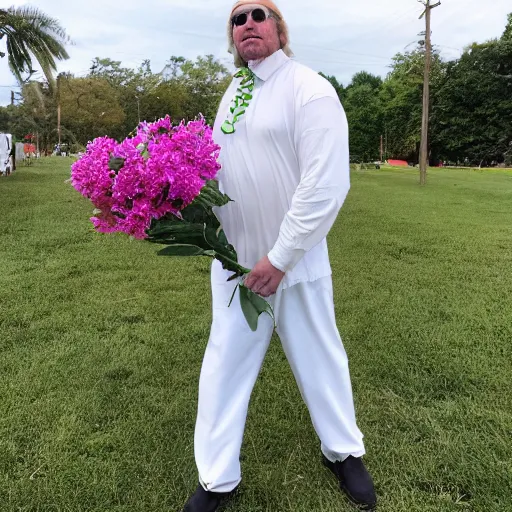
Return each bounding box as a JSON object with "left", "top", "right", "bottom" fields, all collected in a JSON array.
[{"left": 0, "top": 6, "right": 70, "bottom": 86}]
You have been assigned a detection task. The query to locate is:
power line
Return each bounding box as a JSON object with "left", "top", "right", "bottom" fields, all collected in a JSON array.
[
  {"left": 119, "top": 26, "right": 397, "bottom": 64},
  {"left": 293, "top": 42, "right": 392, "bottom": 61},
  {"left": 341, "top": 5, "right": 423, "bottom": 46},
  {"left": 435, "top": 44, "right": 462, "bottom": 53},
  {"left": 299, "top": 55, "right": 390, "bottom": 69}
]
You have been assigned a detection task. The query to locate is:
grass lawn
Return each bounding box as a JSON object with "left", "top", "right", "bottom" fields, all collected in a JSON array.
[{"left": 1, "top": 158, "right": 511, "bottom": 512}]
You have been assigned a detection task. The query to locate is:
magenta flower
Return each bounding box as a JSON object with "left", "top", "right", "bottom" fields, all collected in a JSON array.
[
  {"left": 71, "top": 115, "right": 273, "bottom": 333},
  {"left": 71, "top": 116, "right": 221, "bottom": 239}
]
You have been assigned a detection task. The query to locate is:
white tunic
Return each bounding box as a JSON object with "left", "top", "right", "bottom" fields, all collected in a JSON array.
[
  {"left": 0, "top": 133, "right": 12, "bottom": 174},
  {"left": 212, "top": 50, "right": 351, "bottom": 289}
]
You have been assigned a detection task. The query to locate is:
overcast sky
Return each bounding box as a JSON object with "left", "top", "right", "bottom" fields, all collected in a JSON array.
[{"left": 0, "top": 0, "right": 510, "bottom": 105}]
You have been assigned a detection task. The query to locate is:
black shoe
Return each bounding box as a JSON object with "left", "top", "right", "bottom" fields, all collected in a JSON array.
[
  {"left": 322, "top": 454, "right": 377, "bottom": 510},
  {"left": 182, "top": 484, "right": 236, "bottom": 512}
]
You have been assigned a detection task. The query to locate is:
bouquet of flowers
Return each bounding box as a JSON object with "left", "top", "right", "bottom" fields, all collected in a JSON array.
[{"left": 71, "top": 116, "right": 272, "bottom": 331}]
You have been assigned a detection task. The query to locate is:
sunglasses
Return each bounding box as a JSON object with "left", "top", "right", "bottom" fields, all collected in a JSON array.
[{"left": 231, "top": 8, "right": 272, "bottom": 27}]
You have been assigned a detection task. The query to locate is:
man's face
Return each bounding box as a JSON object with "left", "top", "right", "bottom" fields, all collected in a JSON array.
[{"left": 232, "top": 6, "right": 284, "bottom": 62}]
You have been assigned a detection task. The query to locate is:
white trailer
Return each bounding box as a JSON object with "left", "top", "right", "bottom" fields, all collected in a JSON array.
[{"left": 0, "top": 133, "right": 13, "bottom": 176}]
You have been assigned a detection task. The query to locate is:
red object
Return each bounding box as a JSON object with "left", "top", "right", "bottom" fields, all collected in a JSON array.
[{"left": 388, "top": 159, "right": 408, "bottom": 167}]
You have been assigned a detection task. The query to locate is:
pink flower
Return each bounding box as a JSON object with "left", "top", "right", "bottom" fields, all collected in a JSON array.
[
  {"left": 71, "top": 136, "right": 117, "bottom": 211},
  {"left": 71, "top": 116, "right": 221, "bottom": 239}
]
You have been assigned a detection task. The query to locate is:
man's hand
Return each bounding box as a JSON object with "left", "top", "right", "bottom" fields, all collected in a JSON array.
[{"left": 244, "top": 256, "right": 285, "bottom": 298}]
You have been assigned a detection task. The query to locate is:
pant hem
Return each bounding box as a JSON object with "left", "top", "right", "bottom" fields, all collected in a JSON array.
[
  {"left": 322, "top": 447, "right": 366, "bottom": 463},
  {"left": 199, "top": 475, "right": 241, "bottom": 494}
]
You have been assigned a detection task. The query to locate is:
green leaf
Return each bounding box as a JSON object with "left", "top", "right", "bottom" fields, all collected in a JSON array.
[
  {"left": 216, "top": 227, "right": 230, "bottom": 247},
  {"left": 204, "top": 226, "right": 235, "bottom": 258},
  {"left": 157, "top": 244, "right": 215, "bottom": 257},
  {"left": 146, "top": 221, "right": 207, "bottom": 247},
  {"left": 222, "top": 121, "right": 235, "bottom": 134},
  {"left": 193, "top": 180, "right": 231, "bottom": 208},
  {"left": 147, "top": 217, "right": 247, "bottom": 274},
  {"left": 181, "top": 201, "right": 220, "bottom": 228},
  {"left": 203, "top": 226, "right": 249, "bottom": 275},
  {"left": 246, "top": 287, "right": 274, "bottom": 320},
  {"left": 238, "top": 284, "right": 259, "bottom": 332},
  {"left": 228, "top": 281, "right": 239, "bottom": 307},
  {"left": 144, "top": 180, "right": 249, "bottom": 276},
  {"left": 238, "top": 284, "right": 274, "bottom": 332},
  {"left": 216, "top": 255, "right": 249, "bottom": 276}
]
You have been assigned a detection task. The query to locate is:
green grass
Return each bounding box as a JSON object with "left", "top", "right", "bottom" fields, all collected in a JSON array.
[{"left": 1, "top": 158, "right": 511, "bottom": 512}]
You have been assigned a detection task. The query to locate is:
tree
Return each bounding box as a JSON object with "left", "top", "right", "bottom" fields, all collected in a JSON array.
[
  {"left": 502, "top": 13, "right": 512, "bottom": 41},
  {"left": 380, "top": 50, "right": 445, "bottom": 162},
  {"left": 177, "top": 55, "right": 232, "bottom": 125},
  {"left": 430, "top": 39, "right": 512, "bottom": 166},
  {"left": 11, "top": 81, "right": 58, "bottom": 153},
  {"left": 380, "top": 53, "right": 423, "bottom": 161},
  {"left": 319, "top": 72, "right": 345, "bottom": 101},
  {"left": 343, "top": 73, "right": 384, "bottom": 163},
  {"left": 89, "top": 57, "right": 135, "bottom": 88},
  {"left": 0, "top": 6, "right": 70, "bottom": 86},
  {"left": 143, "top": 80, "right": 189, "bottom": 125},
  {"left": 59, "top": 75, "right": 125, "bottom": 145},
  {"left": 0, "top": 104, "right": 13, "bottom": 131},
  {"left": 89, "top": 57, "right": 161, "bottom": 136},
  {"left": 348, "top": 71, "right": 383, "bottom": 91}
]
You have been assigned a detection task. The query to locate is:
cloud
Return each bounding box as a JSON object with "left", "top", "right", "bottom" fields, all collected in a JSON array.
[{"left": 1, "top": 0, "right": 510, "bottom": 106}]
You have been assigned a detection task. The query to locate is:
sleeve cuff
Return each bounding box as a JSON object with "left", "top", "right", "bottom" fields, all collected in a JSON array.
[{"left": 268, "top": 238, "right": 305, "bottom": 273}]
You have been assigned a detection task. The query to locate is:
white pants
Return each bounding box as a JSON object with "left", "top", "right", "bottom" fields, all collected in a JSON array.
[{"left": 195, "top": 260, "right": 365, "bottom": 493}]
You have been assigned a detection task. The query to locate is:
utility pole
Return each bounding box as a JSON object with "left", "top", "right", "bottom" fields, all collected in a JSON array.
[
  {"left": 57, "top": 74, "right": 62, "bottom": 146},
  {"left": 418, "top": 0, "right": 441, "bottom": 185},
  {"left": 380, "top": 135, "right": 384, "bottom": 163},
  {"left": 385, "top": 125, "right": 388, "bottom": 161},
  {"left": 11, "top": 90, "right": 15, "bottom": 105}
]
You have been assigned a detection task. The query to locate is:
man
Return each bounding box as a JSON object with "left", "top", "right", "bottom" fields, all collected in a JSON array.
[
  {"left": 9, "top": 135, "right": 16, "bottom": 172},
  {"left": 182, "top": 1, "right": 377, "bottom": 510},
  {"left": 0, "top": 133, "right": 12, "bottom": 176}
]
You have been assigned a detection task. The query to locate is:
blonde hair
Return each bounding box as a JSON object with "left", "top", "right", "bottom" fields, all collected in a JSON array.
[{"left": 227, "top": 6, "right": 293, "bottom": 68}]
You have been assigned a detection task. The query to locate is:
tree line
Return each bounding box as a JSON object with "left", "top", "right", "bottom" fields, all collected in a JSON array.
[
  {"left": 322, "top": 12, "right": 512, "bottom": 167},
  {"left": 1, "top": 13, "right": 511, "bottom": 167}
]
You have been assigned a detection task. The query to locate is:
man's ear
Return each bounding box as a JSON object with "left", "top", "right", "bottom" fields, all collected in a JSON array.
[{"left": 279, "top": 31, "right": 287, "bottom": 48}]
